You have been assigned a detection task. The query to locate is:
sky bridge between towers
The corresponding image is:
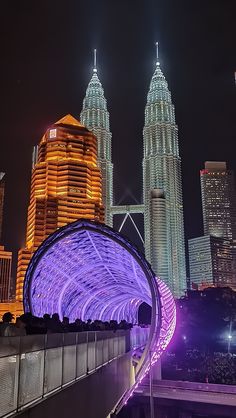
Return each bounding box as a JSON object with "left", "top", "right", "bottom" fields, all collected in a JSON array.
[
  {"left": 111, "top": 205, "right": 144, "bottom": 245},
  {"left": 111, "top": 204, "right": 144, "bottom": 215}
]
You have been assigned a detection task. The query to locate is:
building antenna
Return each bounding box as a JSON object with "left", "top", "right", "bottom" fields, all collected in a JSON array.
[
  {"left": 155, "top": 41, "right": 160, "bottom": 66},
  {"left": 93, "top": 49, "right": 97, "bottom": 73}
]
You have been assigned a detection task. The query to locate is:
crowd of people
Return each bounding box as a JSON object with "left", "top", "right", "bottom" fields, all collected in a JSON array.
[{"left": 0, "top": 311, "right": 133, "bottom": 337}]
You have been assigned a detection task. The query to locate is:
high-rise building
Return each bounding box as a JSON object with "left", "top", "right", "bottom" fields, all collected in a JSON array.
[
  {"left": 0, "top": 172, "right": 5, "bottom": 241},
  {"left": 149, "top": 189, "right": 168, "bottom": 280},
  {"left": 16, "top": 114, "right": 104, "bottom": 301},
  {"left": 143, "top": 44, "right": 186, "bottom": 297},
  {"left": 0, "top": 246, "right": 12, "bottom": 302},
  {"left": 188, "top": 235, "right": 234, "bottom": 289},
  {"left": 200, "top": 161, "right": 236, "bottom": 240},
  {"left": 80, "top": 50, "right": 113, "bottom": 226},
  {"left": 0, "top": 173, "right": 12, "bottom": 302}
]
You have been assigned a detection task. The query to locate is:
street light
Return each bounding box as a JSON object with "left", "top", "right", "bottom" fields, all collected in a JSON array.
[{"left": 227, "top": 334, "right": 232, "bottom": 353}]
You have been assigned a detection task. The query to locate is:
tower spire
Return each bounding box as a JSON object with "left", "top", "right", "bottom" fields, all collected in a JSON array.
[
  {"left": 155, "top": 41, "right": 160, "bottom": 66},
  {"left": 81, "top": 48, "right": 113, "bottom": 227},
  {"left": 143, "top": 45, "right": 186, "bottom": 297},
  {"left": 93, "top": 49, "right": 97, "bottom": 73}
]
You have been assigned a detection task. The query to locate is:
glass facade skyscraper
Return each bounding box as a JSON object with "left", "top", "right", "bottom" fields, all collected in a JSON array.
[
  {"left": 143, "top": 47, "right": 186, "bottom": 297},
  {"left": 188, "top": 161, "right": 236, "bottom": 291},
  {"left": 189, "top": 235, "right": 234, "bottom": 289},
  {"left": 80, "top": 51, "right": 113, "bottom": 226},
  {"left": 200, "top": 161, "right": 236, "bottom": 240}
]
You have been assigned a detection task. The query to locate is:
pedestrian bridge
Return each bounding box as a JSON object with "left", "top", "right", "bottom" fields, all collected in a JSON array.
[
  {"left": 137, "top": 379, "right": 236, "bottom": 406},
  {"left": 6, "top": 219, "right": 176, "bottom": 417},
  {"left": 0, "top": 327, "right": 148, "bottom": 418}
]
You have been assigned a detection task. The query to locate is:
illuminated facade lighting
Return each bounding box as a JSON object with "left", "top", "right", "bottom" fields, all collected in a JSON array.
[
  {"left": 80, "top": 50, "right": 113, "bottom": 226},
  {"left": 200, "top": 161, "right": 236, "bottom": 240},
  {"left": 188, "top": 235, "right": 235, "bottom": 289},
  {"left": 143, "top": 43, "right": 186, "bottom": 296},
  {"left": 0, "top": 246, "right": 12, "bottom": 302},
  {"left": 16, "top": 114, "right": 104, "bottom": 302},
  {"left": 0, "top": 173, "right": 13, "bottom": 302},
  {"left": 24, "top": 219, "right": 176, "bottom": 405},
  {"left": 0, "top": 172, "right": 5, "bottom": 242}
]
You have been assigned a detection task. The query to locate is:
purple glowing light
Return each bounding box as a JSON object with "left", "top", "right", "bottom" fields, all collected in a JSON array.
[
  {"left": 24, "top": 220, "right": 176, "bottom": 411},
  {"left": 121, "top": 277, "right": 176, "bottom": 408},
  {"left": 24, "top": 221, "right": 155, "bottom": 322}
]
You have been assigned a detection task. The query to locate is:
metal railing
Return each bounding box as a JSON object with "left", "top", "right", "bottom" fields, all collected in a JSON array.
[
  {"left": 130, "top": 326, "right": 149, "bottom": 349},
  {"left": 150, "top": 379, "right": 236, "bottom": 394},
  {"left": 0, "top": 330, "right": 129, "bottom": 417}
]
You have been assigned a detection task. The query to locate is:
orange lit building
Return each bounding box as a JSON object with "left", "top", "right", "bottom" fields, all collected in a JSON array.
[
  {"left": 16, "top": 114, "right": 104, "bottom": 302},
  {"left": 0, "top": 173, "right": 13, "bottom": 304},
  {"left": 0, "top": 173, "right": 5, "bottom": 241}
]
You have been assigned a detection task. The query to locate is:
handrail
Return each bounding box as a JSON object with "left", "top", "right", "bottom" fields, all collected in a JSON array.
[{"left": 0, "top": 330, "right": 129, "bottom": 418}]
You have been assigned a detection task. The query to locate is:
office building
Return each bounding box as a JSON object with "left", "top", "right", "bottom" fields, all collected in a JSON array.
[
  {"left": 16, "top": 114, "right": 104, "bottom": 301},
  {"left": 143, "top": 44, "right": 186, "bottom": 296},
  {"left": 149, "top": 189, "right": 168, "bottom": 280},
  {"left": 80, "top": 50, "right": 113, "bottom": 226},
  {"left": 0, "top": 246, "right": 12, "bottom": 302},
  {"left": 188, "top": 235, "right": 234, "bottom": 289},
  {"left": 200, "top": 161, "right": 236, "bottom": 240},
  {"left": 0, "top": 176, "right": 12, "bottom": 302},
  {"left": 0, "top": 173, "right": 5, "bottom": 241}
]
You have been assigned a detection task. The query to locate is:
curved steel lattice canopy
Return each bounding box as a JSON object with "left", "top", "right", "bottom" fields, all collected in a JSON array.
[
  {"left": 24, "top": 220, "right": 160, "bottom": 323},
  {"left": 24, "top": 219, "right": 176, "bottom": 409}
]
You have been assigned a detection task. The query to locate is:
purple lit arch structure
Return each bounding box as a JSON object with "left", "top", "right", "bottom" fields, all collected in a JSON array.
[{"left": 24, "top": 220, "right": 176, "bottom": 406}]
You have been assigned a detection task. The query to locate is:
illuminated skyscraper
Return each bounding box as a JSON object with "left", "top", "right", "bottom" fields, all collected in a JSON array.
[
  {"left": 189, "top": 235, "right": 234, "bottom": 289},
  {"left": 0, "top": 173, "right": 12, "bottom": 301},
  {"left": 80, "top": 50, "right": 113, "bottom": 226},
  {"left": 200, "top": 161, "right": 236, "bottom": 240},
  {"left": 16, "top": 114, "right": 104, "bottom": 301},
  {"left": 143, "top": 44, "right": 186, "bottom": 297},
  {"left": 0, "top": 172, "right": 5, "bottom": 241}
]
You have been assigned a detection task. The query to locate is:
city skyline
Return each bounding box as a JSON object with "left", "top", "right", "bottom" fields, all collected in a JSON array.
[
  {"left": 0, "top": 4, "right": 236, "bottom": 416},
  {"left": 0, "top": 1, "right": 235, "bottom": 274}
]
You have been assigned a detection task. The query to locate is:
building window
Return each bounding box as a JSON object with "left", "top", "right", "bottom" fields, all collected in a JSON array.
[{"left": 49, "top": 129, "right": 57, "bottom": 139}]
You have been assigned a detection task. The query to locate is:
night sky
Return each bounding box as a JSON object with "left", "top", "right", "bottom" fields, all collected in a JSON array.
[{"left": 1, "top": 1, "right": 236, "bottom": 277}]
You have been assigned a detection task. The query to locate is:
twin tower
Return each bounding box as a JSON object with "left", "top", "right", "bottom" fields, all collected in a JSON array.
[{"left": 16, "top": 46, "right": 186, "bottom": 301}]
